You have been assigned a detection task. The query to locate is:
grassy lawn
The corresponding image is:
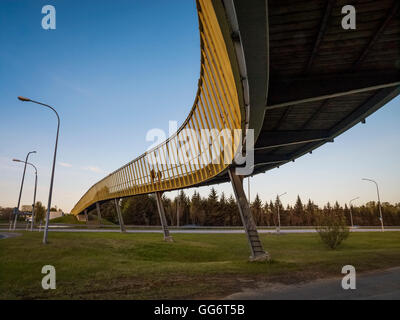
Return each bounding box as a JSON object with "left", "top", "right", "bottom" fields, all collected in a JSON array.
[
  {"left": 0, "top": 231, "right": 399, "bottom": 299},
  {"left": 49, "top": 214, "right": 114, "bottom": 225}
]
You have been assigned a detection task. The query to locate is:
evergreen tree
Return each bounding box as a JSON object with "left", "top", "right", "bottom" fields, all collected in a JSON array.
[
  {"left": 292, "top": 195, "right": 304, "bottom": 226},
  {"left": 205, "top": 188, "right": 221, "bottom": 225},
  {"left": 227, "top": 195, "right": 239, "bottom": 226},
  {"left": 251, "top": 194, "right": 264, "bottom": 225},
  {"left": 122, "top": 194, "right": 157, "bottom": 225},
  {"left": 190, "top": 191, "right": 204, "bottom": 225},
  {"left": 263, "top": 201, "right": 272, "bottom": 226}
]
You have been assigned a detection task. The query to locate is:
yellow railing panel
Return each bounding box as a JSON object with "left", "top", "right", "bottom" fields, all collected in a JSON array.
[{"left": 71, "top": 0, "right": 242, "bottom": 215}]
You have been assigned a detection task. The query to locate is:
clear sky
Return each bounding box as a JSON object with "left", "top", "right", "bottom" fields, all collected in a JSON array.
[{"left": 0, "top": 0, "right": 399, "bottom": 213}]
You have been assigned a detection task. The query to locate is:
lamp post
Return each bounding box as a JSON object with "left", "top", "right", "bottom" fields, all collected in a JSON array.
[
  {"left": 362, "top": 178, "right": 384, "bottom": 232},
  {"left": 13, "top": 159, "right": 37, "bottom": 231},
  {"left": 18, "top": 96, "right": 60, "bottom": 243},
  {"left": 13, "top": 150, "right": 36, "bottom": 230},
  {"left": 276, "top": 192, "right": 287, "bottom": 234},
  {"left": 348, "top": 197, "right": 359, "bottom": 228}
]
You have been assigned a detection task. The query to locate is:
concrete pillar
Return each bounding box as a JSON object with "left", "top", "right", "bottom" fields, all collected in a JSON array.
[
  {"left": 84, "top": 209, "right": 88, "bottom": 223},
  {"left": 96, "top": 202, "right": 102, "bottom": 222},
  {"left": 114, "top": 198, "right": 126, "bottom": 232},
  {"left": 228, "top": 167, "right": 269, "bottom": 261},
  {"left": 155, "top": 192, "right": 173, "bottom": 242}
]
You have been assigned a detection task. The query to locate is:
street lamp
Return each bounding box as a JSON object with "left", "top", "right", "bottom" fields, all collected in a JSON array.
[
  {"left": 18, "top": 96, "right": 60, "bottom": 243},
  {"left": 348, "top": 197, "right": 359, "bottom": 228},
  {"left": 362, "top": 178, "right": 384, "bottom": 232},
  {"left": 13, "top": 159, "right": 38, "bottom": 231},
  {"left": 276, "top": 192, "right": 287, "bottom": 234},
  {"left": 13, "top": 150, "right": 36, "bottom": 230}
]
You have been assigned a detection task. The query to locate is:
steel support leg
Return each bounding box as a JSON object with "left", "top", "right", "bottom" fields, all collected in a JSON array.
[
  {"left": 155, "top": 192, "right": 173, "bottom": 242},
  {"left": 228, "top": 167, "right": 269, "bottom": 261},
  {"left": 96, "top": 202, "right": 102, "bottom": 223},
  {"left": 114, "top": 198, "right": 126, "bottom": 232},
  {"left": 84, "top": 209, "right": 88, "bottom": 223}
]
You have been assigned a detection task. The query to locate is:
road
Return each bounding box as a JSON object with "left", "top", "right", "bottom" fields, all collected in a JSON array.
[
  {"left": 1, "top": 227, "right": 400, "bottom": 234},
  {"left": 225, "top": 267, "right": 400, "bottom": 300}
]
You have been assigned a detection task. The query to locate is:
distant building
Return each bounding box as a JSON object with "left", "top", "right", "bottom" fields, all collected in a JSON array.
[{"left": 49, "top": 209, "right": 64, "bottom": 220}]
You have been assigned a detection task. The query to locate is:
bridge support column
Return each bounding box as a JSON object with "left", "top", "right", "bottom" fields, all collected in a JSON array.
[
  {"left": 84, "top": 209, "right": 88, "bottom": 223},
  {"left": 228, "top": 167, "right": 270, "bottom": 261},
  {"left": 155, "top": 192, "right": 173, "bottom": 242},
  {"left": 96, "top": 202, "right": 102, "bottom": 223},
  {"left": 114, "top": 198, "right": 126, "bottom": 232}
]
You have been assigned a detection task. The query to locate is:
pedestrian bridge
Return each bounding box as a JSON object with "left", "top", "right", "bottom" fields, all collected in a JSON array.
[{"left": 71, "top": 0, "right": 400, "bottom": 260}]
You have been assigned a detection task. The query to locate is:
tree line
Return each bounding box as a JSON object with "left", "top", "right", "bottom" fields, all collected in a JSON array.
[
  {"left": 1, "top": 188, "right": 399, "bottom": 226},
  {"left": 94, "top": 188, "right": 400, "bottom": 227},
  {"left": 0, "top": 202, "right": 54, "bottom": 223}
]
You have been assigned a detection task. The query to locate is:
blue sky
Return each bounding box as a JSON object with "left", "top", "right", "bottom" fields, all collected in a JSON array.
[{"left": 0, "top": 0, "right": 399, "bottom": 212}]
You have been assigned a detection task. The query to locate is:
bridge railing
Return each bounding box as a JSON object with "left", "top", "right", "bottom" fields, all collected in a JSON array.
[{"left": 71, "top": 0, "right": 242, "bottom": 215}]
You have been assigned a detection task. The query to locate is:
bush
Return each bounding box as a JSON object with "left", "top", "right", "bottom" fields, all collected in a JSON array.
[{"left": 316, "top": 214, "right": 350, "bottom": 249}]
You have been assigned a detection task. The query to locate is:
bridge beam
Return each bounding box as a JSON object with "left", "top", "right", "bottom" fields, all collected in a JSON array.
[
  {"left": 114, "top": 198, "right": 126, "bottom": 233},
  {"left": 267, "top": 72, "right": 400, "bottom": 109},
  {"left": 96, "top": 202, "right": 102, "bottom": 223},
  {"left": 155, "top": 192, "right": 173, "bottom": 242},
  {"left": 228, "top": 167, "right": 269, "bottom": 261},
  {"left": 255, "top": 129, "right": 329, "bottom": 150}
]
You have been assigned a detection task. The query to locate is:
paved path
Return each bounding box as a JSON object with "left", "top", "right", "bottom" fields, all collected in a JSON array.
[
  {"left": 225, "top": 267, "right": 400, "bottom": 300},
  {"left": 0, "top": 232, "right": 22, "bottom": 239},
  {"left": 1, "top": 228, "right": 399, "bottom": 234}
]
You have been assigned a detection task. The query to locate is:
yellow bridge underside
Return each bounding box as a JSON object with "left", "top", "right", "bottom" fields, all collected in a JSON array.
[{"left": 71, "top": 0, "right": 242, "bottom": 215}]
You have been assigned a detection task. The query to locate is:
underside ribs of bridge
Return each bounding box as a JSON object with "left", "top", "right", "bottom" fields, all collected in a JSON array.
[
  {"left": 267, "top": 72, "right": 400, "bottom": 109},
  {"left": 228, "top": 167, "right": 269, "bottom": 262},
  {"left": 155, "top": 192, "right": 173, "bottom": 242},
  {"left": 96, "top": 202, "right": 102, "bottom": 222},
  {"left": 114, "top": 198, "right": 126, "bottom": 233}
]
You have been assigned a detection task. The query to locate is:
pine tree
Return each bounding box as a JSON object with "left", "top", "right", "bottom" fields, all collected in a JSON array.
[
  {"left": 263, "top": 201, "right": 271, "bottom": 226},
  {"left": 292, "top": 195, "right": 304, "bottom": 226},
  {"left": 208, "top": 187, "right": 218, "bottom": 203},
  {"left": 251, "top": 194, "right": 263, "bottom": 225},
  {"left": 306, "top": 199, "right": 315, "bottom": 225},
  {"left": 190, "top": 191, "right": 203, "bottom": 225},
  {"left": 227, "top": 195, "right": 239, "bottom": 226},
  {"left": 206, "top": 188, "right": 219, "bottom": 225}
]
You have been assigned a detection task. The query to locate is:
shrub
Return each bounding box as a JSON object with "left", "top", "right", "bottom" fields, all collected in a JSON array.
[{"left": 316, "top": 214, "right": 350, "bottom": 249}]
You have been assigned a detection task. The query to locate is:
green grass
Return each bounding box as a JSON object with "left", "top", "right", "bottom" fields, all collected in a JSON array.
[
  {"left": 49, "top": 214, "right": 114, "bottom": 225},
  {"left": 0, "top": 231, "right": 399, "bottom": 299},
  {"left": 49, "top": 215, "right": 85, "bottom": 224}
]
